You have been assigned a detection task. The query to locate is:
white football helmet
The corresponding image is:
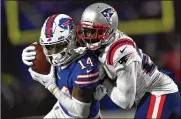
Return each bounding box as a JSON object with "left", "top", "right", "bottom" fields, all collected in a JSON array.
[
  {"left": 77, "top": 3, "right": 119, "bottom": 50},
  {"left": 39, "top": 14, "right": 78, "bottom": 66}
]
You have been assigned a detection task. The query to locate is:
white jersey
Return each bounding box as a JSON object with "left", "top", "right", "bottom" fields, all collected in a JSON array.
[{"left": 99, "top": 30, "right": 178, "bottom": 104}]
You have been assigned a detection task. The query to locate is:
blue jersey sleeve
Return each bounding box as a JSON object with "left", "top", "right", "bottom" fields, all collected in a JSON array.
[{"left": 72, "top": 54, "right": 100, "bottom": 88}]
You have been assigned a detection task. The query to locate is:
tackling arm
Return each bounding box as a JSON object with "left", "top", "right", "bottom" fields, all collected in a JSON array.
[
  {"left": 103, "top": 62, "right": 136, "bottom": 109},
  {"left": 103, "top": 62, "right": 137, "bottom": 109},
  {"left": 103, "top": 40, "right": 139, "bottom": 109}
]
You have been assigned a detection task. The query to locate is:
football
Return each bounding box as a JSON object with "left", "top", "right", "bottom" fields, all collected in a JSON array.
[{"left": 31, "top": 43, "right": 51, "bottom": 75}]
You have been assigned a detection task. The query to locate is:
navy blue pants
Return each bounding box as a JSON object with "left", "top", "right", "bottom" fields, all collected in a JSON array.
[{"left": 134, "top": 70, "right": 180, "bottom": 119}]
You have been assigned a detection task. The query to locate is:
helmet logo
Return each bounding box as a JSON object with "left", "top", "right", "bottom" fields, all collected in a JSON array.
[
  {"left": 101, "top": 8, "right": 115, "bottom": 24},
  {"left": 58, "top": 18, "right": 74, "bottom": 30}
]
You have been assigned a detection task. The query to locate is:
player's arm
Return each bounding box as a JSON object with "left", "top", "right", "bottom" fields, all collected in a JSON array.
[
  {"left": 29, "top": 66, "right": 96, "bottom": 118},
  {"left": 28, "top": 53, "right": 98, "bottom": 118},
  {"left": 70, "top": 87, "right": 93, "bottom": 118},
  {"left": 103, "top": 62, "right": 137, "bottom": 109},
  {"left": 104, "top": 40, "right": 139, "bottom": 109},
  {"left": 50, "top": 86, "right": 93, "bottom": 118},
  {"left": 51, "top": 86, "right": 93, "bottom": 118},
  {"left": 28, "top": 65, "right": 92, "bottom": 118}
]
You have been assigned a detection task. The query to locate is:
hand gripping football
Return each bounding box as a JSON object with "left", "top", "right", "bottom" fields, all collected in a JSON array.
[{"left": 31, "top": 43, "right": 51, "bottom": 74}]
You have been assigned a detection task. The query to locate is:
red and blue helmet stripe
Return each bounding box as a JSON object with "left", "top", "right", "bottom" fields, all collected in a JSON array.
[{"left": 45, "top": 14, "right": 58, "bottom": 38}]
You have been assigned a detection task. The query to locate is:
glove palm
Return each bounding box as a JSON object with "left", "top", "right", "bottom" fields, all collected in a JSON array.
[{"left": 28, "top": 66, "right": 57, "bottom": 91}]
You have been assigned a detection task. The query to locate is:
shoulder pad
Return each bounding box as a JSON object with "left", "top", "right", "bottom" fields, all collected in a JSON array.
[{"left": 106, "top": 37, "right": 136, "bottom": 65}]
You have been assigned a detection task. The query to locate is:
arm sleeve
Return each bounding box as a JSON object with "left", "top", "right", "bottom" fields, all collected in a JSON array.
[
  {"left": 103, "top": 61, "right": 137, "bottom": 109},
  {"left": 52, "top": 88, "right": 91, "bottom": 118}
]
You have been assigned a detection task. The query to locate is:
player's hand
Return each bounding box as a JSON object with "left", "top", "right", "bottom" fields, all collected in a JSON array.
[
  {"left": 94, "top": 84, "right": 107, "bottom": 100},
  {"left": 28, "top": 65, "right": 56, "bottom": 89},
  {"left": 22, "top": 43, "right": 37, "bottom": 66}
]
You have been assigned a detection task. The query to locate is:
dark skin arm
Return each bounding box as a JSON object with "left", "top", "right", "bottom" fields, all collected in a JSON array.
[{"left": 72, "top": 87, "right": 94, "bottom": 103}]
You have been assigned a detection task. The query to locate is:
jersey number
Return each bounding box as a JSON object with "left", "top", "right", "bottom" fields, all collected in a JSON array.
[
  {"left": 142, "top": 54, "right": 156, "bottom": 76},
  {"left": 78, "top": 57, "right": 94, "bottom": 69}
]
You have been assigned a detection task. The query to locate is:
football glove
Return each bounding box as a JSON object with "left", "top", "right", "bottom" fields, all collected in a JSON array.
[
  {"left": 22, "top": 43, "right": 37, "bottom": 66},
  {"left": 94, "top": 84, "right": 107, "bottom": 100},
  {"left": 28, "top": 65, "right": 58, "bottom": 93}
]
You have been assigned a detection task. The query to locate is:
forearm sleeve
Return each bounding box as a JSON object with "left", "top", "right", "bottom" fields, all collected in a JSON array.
[
  {"left": 103, "top": 62, "right": 137, "bottom": 109},
  {"left": 53, "top": 88, "right": 91, "bottom": 118},
  {"left": 103, "top": 80, "right": 127, "bottom": 108}
]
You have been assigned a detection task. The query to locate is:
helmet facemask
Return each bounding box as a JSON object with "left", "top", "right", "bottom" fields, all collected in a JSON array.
[
  {"left": 41, "top": 31, "right": 77, "bottom": 66},
  {"left": 77, "top": 3, "right": 119, "bottom": 50},
  {"left": 77, "top": 22, "right": 111, "bottom": 50},
  {"left": 39, "top": 14, "right": 80, "bottom": 66}
]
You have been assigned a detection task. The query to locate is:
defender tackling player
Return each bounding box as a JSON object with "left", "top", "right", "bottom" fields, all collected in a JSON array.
[{"left": 77, "top": 3, "right": 180, "bottom": 119}]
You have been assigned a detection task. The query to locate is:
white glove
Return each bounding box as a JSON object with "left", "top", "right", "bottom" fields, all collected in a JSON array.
[
  {"left": 28, "top": 65, "right": 58, "bottom": 93},
  {"left": 94, "top": 84, "right": 107, "bottom": 100},
  {"left": 22, "top": 43, "right": 37, "bottom": 66}
]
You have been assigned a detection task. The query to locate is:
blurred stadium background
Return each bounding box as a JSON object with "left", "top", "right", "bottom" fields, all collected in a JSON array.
[{"left": 1, "top": 0, "right": 180, "bottom": 119}]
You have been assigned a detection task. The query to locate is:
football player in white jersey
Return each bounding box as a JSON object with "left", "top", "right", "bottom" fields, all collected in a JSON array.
[
  {"left": 76, "top": 3, "right": 180, "bottom": 119},
  {"left": 22, "top": 14, "right": 103, "bottom": 119}
]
